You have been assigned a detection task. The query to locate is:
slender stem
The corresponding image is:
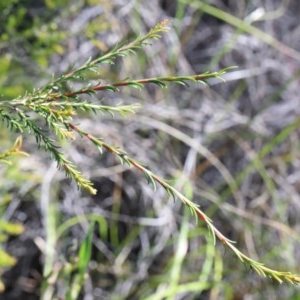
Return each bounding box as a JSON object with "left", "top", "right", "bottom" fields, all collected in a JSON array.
[{"left": 68, "top": 122, "right": 300, "bottom": 285}]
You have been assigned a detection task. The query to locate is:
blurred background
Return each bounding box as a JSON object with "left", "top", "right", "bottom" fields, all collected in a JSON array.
[{"left": 1, "top": 0, "right": 300, "bottom": 299}]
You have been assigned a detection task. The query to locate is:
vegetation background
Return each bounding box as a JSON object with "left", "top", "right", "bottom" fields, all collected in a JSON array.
[{"left": 0, "top": 0, "right": 300, "bottom": 299}]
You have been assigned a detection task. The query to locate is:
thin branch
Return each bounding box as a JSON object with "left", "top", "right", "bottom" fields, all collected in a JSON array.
[{"left": 68, "top": 123, "right": 300, "bottom": 285}]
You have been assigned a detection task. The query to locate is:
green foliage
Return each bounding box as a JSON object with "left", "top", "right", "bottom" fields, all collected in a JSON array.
[
  {"left": 1, "top": 9, "right": 300, "bottom": 298},
  {"left": 2, "top": 20, "right": 300, "bottom": 286},
  {"left": 66, "top": 222, "right": 94, "bottom": 300},
  {"left": 0, "top": 0, "right": 67, "bottom": 98},
  {"left": 0, "top": 138, "right": 26, "bottom": 292},
  {"left": 0, "top": 20, "right": 231, "bottom": 196}
]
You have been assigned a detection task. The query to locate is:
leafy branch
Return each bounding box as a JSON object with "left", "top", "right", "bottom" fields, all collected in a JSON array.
[
  {"left": 0, "top": 19, "right": 299, "bottom": 285},
  {"left": 0, "top": 20, "right": 230, "bottom": 197},
  {"left": 68, "top": 123, "right": 300, "bottom": 285}
]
